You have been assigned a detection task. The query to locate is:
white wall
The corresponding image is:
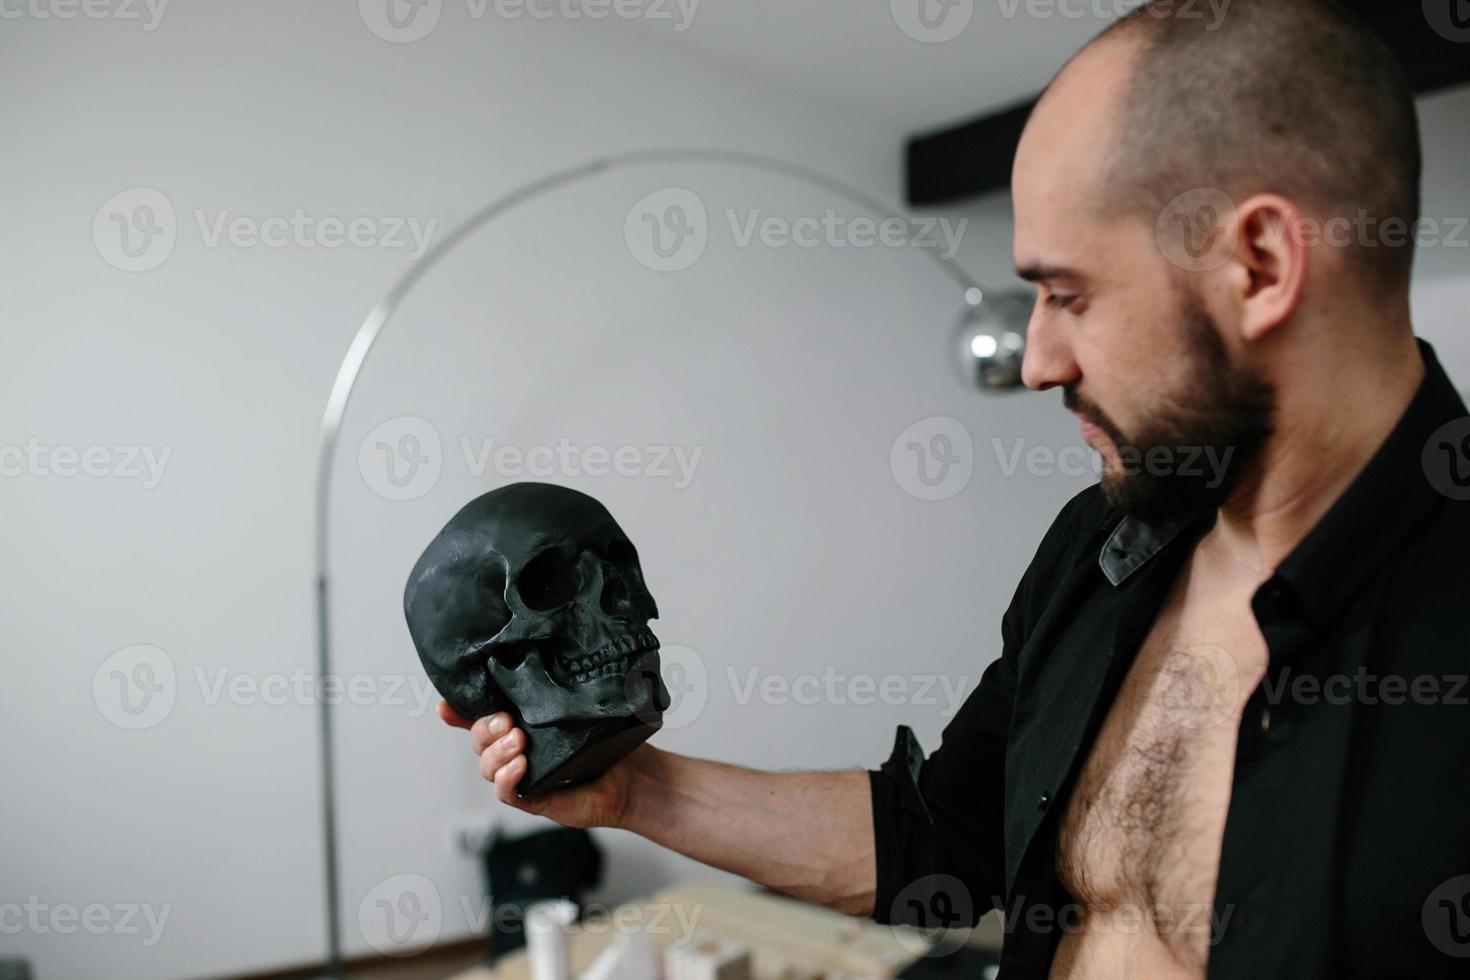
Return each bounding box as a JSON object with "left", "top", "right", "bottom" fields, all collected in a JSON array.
[
  {"left": 3, "top": 4, "right": 1466, "bottom": 978},
  {"left": 1409, "top": 86, "right": 1470, "bottom": 384},
  {"left": 0, "top": 3, "right": 1055, "bottom": 978}
]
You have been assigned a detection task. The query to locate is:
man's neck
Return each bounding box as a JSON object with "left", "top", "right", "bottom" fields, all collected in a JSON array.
[{"left": 1208, "top": 329, "right": 1425, "bottom": 577}]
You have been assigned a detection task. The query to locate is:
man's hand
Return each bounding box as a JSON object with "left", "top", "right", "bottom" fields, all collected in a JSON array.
[
  {"left": 436, "top": 701, "right": 637, "bottom": 829},
  {"left": 435, "top": 699, "right": 876, "bottom": 916}
]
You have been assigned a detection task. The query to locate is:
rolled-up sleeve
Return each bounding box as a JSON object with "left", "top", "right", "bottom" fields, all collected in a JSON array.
[
  {"left": 867, "top": 646, "right": 1016, "bottom": 926},
  {"left": 866, "top": 486, "right": 1102, "bottom": 928}
]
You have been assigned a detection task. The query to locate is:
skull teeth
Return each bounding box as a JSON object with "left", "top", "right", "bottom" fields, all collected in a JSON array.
[
  {"left": 565, "top": 630, "right": 658, "bottom": 684},
  {"left": 572, "top": 655, "right": 630, "bottom": 684}
]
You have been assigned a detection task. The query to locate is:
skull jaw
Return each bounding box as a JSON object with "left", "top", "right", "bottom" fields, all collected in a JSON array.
[
  {"left": 514, "top": 665, "right": 669, "bottom": 797},
  {"left": 491, "top": 646, "right": 665, "bottom": 727},
  {"left": 516, "top": 713, "right": 662, "bottom": 798}
]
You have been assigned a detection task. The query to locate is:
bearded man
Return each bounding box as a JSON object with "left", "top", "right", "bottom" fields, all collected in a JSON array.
[{"left": 442, "top": 1, "right": 1470, "bottom": 975}]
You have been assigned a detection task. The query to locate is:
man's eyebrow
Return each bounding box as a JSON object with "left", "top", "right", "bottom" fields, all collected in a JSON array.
[{"left": 1015, "top": 263, "right": 1082, "bottom": 284}]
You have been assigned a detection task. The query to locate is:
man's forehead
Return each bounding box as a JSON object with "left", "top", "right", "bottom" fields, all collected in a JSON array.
[
  {"left": 1011, "top": 174, "right": 1108, "bottom": 282},
  {"left": 1013, "top": 110, "right": 1119, "bottom": 207},
  {"left": 1012, "top": 36, "right": 1137, "bottom": 199},
  {"left": 1012, "top": 142, "right": 1131, "bottom": 281},
  {"left": 1013, "top": 203, "right": 1159, "bottom": 289}
]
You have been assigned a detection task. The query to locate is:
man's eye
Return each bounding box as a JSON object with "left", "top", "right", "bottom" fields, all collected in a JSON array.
[{"left": 1046, "top": 293, "right": 1078, "bottom": 310}]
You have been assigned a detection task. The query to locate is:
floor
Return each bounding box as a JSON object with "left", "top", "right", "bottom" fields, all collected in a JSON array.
[{"left": 346, "top": 946, "right": 486, "bottom": 980}]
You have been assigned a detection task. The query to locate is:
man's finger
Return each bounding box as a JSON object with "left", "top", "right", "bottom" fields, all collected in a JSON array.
[
  {"left": 471, "top": 712, "right": 512, "bottom": 755},
  {"left": 437, "top": 701, "right": 473, "bottom": 730},
  {"left": 477, "top": 729, "right": 525, "bottom": 780},
  {"left": 492, "top": 756, "right": 527, "bottom": 806}
]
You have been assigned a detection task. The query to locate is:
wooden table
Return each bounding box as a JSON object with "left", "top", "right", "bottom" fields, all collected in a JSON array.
[{"left": 451, "top": 881, "right": 935, "bottom": 979}]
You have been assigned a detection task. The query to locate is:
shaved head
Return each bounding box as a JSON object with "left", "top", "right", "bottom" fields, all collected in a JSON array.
[
  {"left": 1089, "top": 0, "right": 1422, "bottom": 288},
  {"left": 1011, "top": 0, "right": 1422, "bottom": 528},
  {"left": 1009, "top": 0, "right": 1424, "bottom": 525}
]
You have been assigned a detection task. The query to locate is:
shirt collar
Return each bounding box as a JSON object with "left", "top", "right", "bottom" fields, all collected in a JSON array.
[
  {"left": 1097, "top": 339, "right": 1466, "bottom": 611},
  {"left": 1099, "top": 510, "right": 1194, "bottom": 586},
  {"left": 1276, "top": 339, "right": 1465, "bottom": 626}
]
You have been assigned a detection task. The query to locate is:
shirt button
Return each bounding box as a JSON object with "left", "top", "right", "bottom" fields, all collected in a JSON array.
[
  {"left": 1260, "top": 708, "right": 1272, "bottom": 733},
  {"left": 1038, "top": 792, "right": 1051, "bottom": 811}
]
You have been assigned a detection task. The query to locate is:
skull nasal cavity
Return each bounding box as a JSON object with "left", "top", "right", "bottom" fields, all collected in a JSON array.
[{"left": 600, "top": 575, "right": 633, "bottom": 617}]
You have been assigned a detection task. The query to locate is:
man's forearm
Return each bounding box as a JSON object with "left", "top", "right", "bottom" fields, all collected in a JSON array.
[{"left": 615, "top": 747, "right": 877, "bottom": 917}]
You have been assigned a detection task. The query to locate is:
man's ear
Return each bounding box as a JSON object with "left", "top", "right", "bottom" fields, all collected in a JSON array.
[{"left": 1226, "top": 194, "right": 1309, "bottom": 342}]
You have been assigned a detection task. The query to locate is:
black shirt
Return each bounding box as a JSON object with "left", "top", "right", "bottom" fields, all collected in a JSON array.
[{"left": 869, "top": 340, "right": 1470, "bottom": 978}]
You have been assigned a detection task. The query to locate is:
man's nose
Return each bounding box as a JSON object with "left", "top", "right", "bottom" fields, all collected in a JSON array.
[{"left": 1021, "top": 306, "right": 1080, "bottom": 392}]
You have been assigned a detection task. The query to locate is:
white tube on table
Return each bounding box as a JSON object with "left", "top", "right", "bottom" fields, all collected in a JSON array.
[{"left": 526, "top": 899, "right": 578, "bottom": 980}]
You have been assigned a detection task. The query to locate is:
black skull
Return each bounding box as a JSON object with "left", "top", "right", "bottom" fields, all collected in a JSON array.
[{"left": 405, "top": 483, "right": 669, "bottom": 795}]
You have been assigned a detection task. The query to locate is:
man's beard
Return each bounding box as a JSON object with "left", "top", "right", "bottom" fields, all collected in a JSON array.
[{"left": 1065, "top": 293, "right": 1276, "bottom": 526}]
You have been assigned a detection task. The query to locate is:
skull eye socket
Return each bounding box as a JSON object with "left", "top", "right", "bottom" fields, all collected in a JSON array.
[
  {"left": 604, "top": 538, "right": 638, "bottom": 570},
  {"left": 517, "top": 548, "right": 583, "bottom": 611}
]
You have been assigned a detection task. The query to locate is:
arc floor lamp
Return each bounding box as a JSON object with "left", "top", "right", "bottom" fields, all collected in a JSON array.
[{"left": 311, "top": 147, "right": 1021, "bottom": 975}]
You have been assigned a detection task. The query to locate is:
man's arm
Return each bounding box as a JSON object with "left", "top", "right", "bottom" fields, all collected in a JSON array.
[
  {"left": 441, "top": 487, "right": 1103, "bottom": 927},
  {"left": 622, "top": 749, "right": 876, "bottom": 915},
  {"left": 440, "top": 703, "right": 876, "bottom": 916}
]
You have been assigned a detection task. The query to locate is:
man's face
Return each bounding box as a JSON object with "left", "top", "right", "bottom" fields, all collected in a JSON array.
[
  {"left": 1060, "top": 286, "right": 1276, "bottom": 524},
  {"left": 1011, "top": 43, "right": 1275, "bottom": 524}
]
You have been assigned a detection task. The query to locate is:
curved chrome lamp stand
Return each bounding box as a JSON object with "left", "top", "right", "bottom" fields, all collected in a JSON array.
[{"left": 312, "top": 148, "right": 982, "bottom": 975}]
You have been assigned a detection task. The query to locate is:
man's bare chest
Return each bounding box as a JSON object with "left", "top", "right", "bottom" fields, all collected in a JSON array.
[{"left": 1057, "top": 567, "right": 1269, "bottom": 934}]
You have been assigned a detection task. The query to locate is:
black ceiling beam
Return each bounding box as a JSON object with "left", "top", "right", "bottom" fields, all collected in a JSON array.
[{"left": 906, "top": 2, "right": 1470, "bottom": 207}]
